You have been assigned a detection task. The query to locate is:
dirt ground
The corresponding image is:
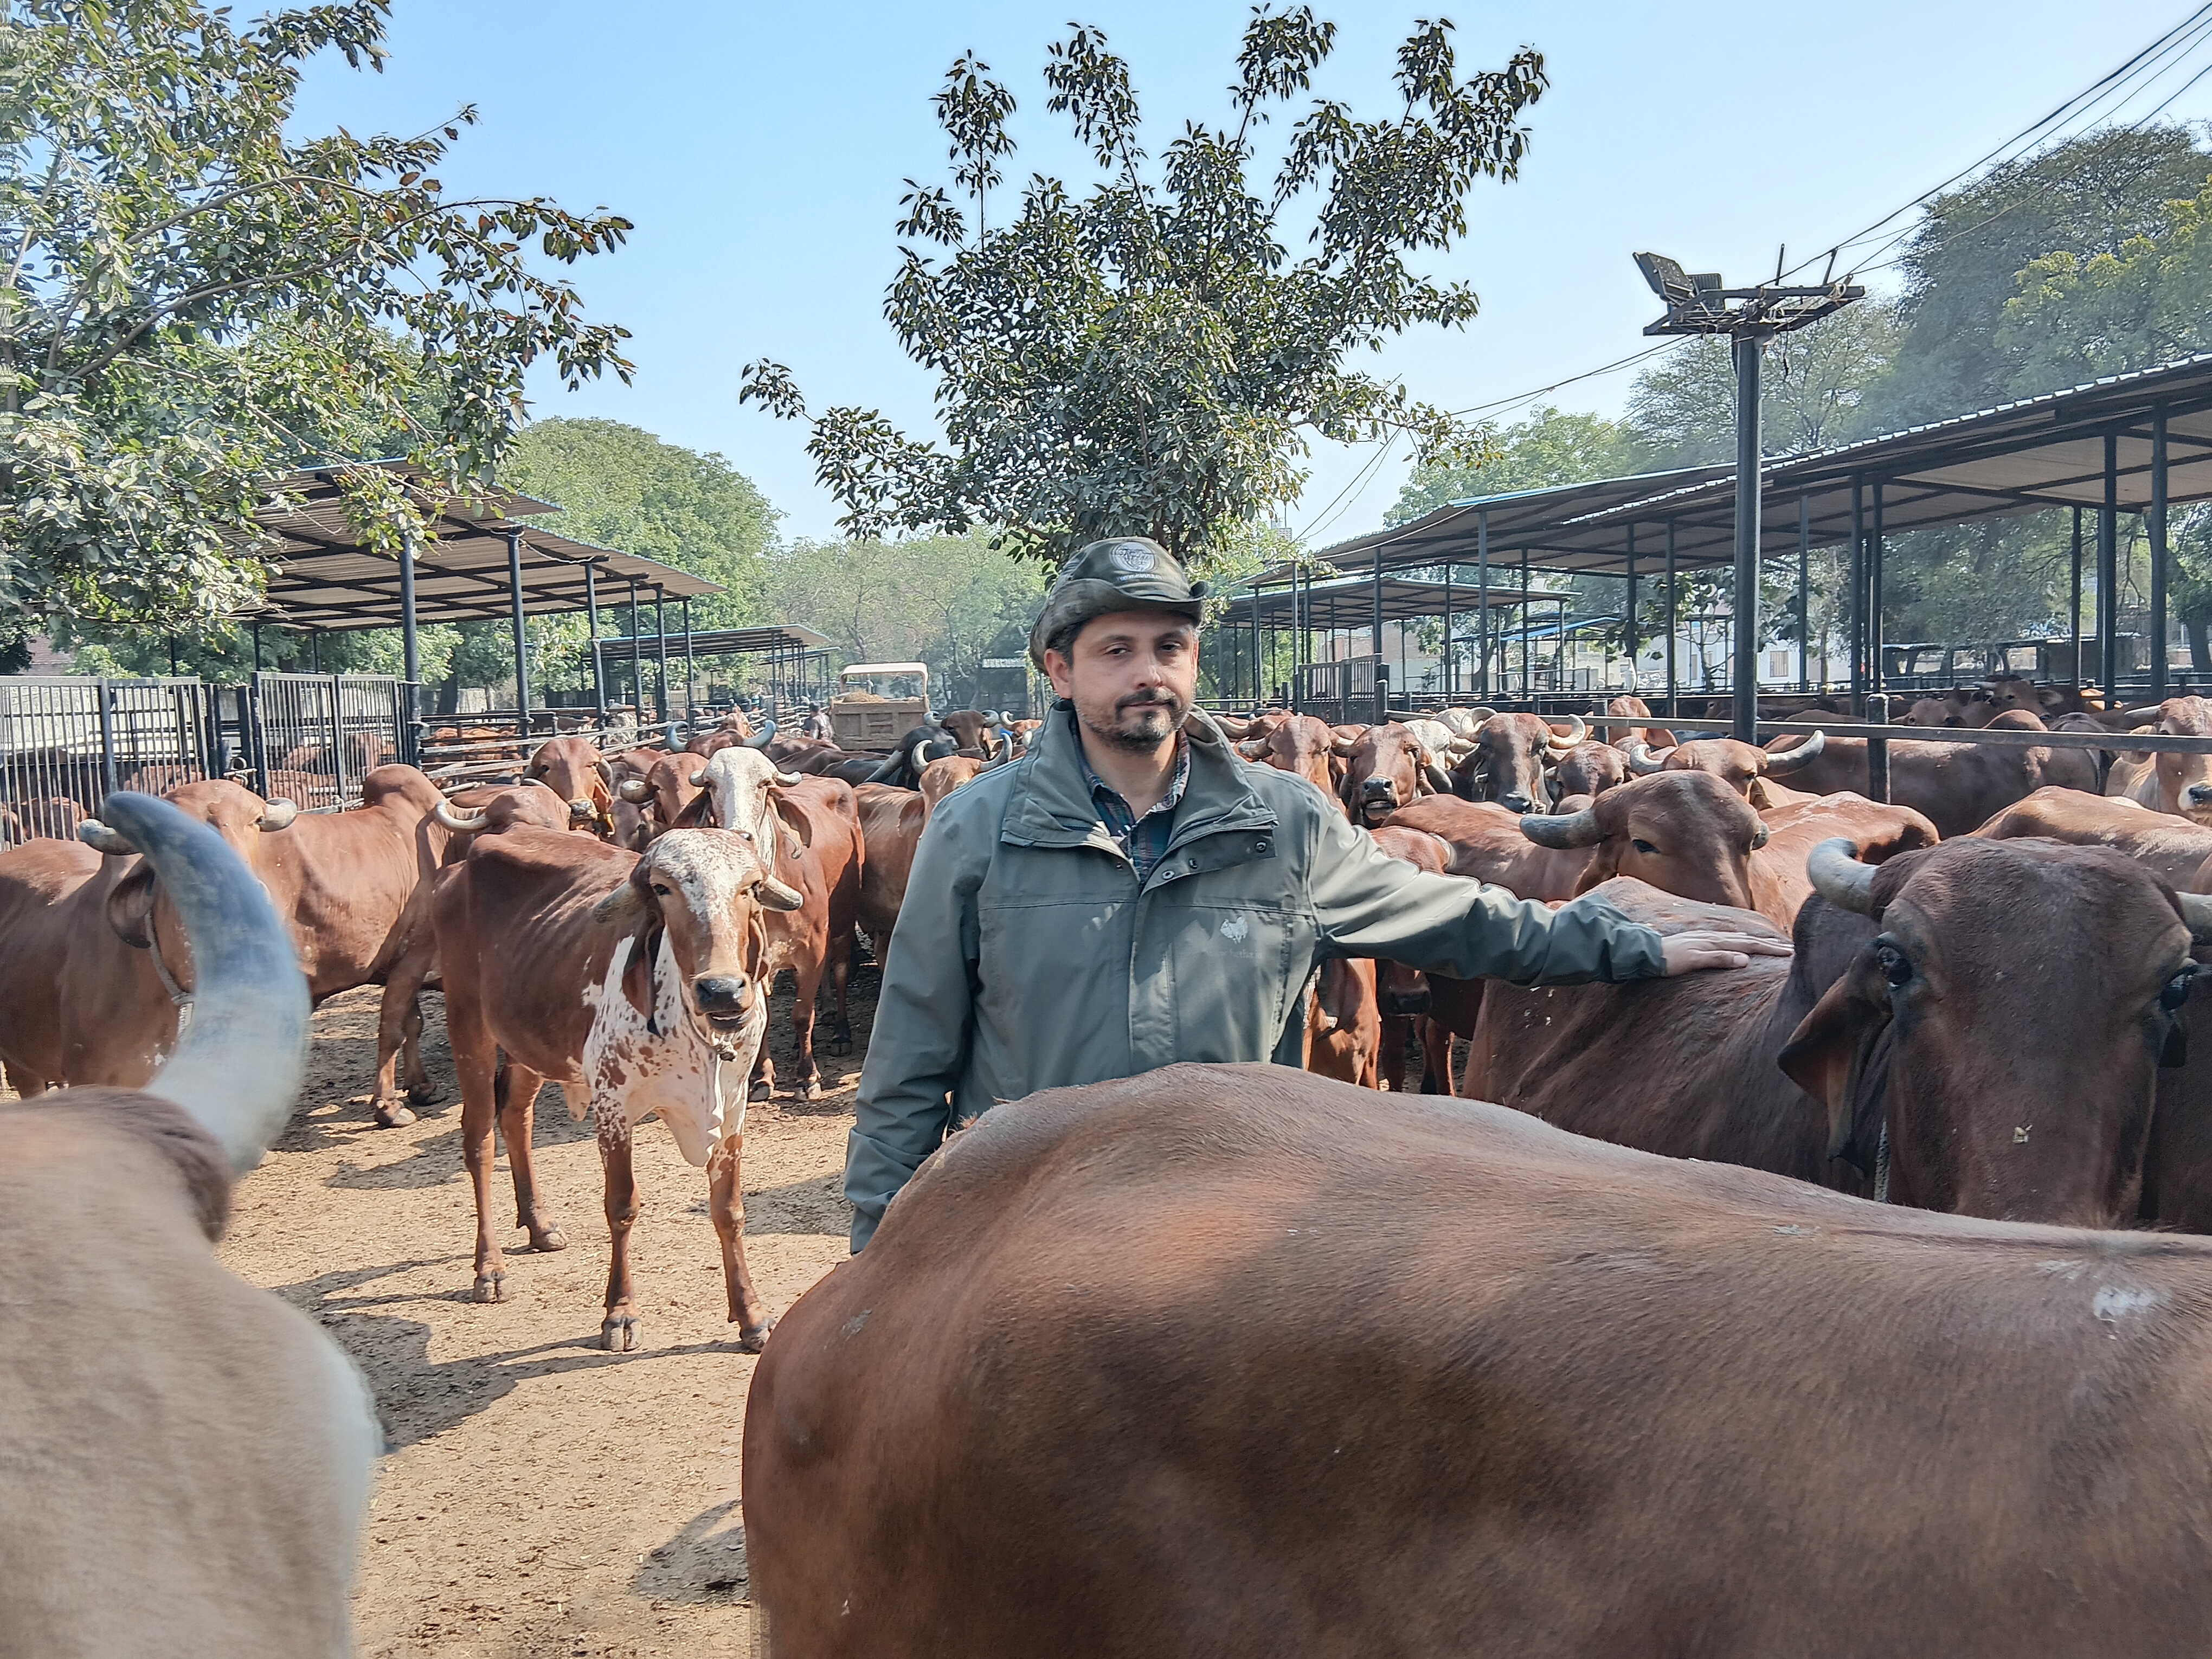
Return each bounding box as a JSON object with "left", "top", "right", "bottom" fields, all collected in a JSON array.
[{"left": 216, "top": 964, "right": 878, "bottom": 1657}]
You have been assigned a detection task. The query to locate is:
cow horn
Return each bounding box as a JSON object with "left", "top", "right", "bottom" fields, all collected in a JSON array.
[
  {"left": 864, "top": 750, "right": 905, "bottom": 785},
  {"left": 618, "top": 777, "right": 653, "bottom": 803},
  {"left": 2181, "top": 892, "right": 2212, "bottom": 945},
  {"left": 691, "top": 769, "right": 709, "bottom": 788},
  {"left": 257, "top": 798, "right": 299, "bottom": 831},
  {"left": 433, "top": 801, "right": 491, "bottom": 833},
  {"left": 1216, "top": 714, "right": 1252, "bottom": 739},
  {"left": 1626, "top": 740, "right": 1670, "bottom": 775},
  {"left": 1806, "top": 837, "right": 1879, "bottom": 916},
  {"left": 594, "top": 757, "right": 613, "bottom": 787},
  {"left": 1236, "top": 740, "right": 1267, "bottom": 760},
  {"left": 1751, "top": 819, "right": 1771, "bottom": 850},
  {"left": 743, "top": 718, "right": 779, "bottom": 749},
  {"left": 1422, "top": 762, "right": 1454, "bottom": 795},
  {"left": 1546, "top": 713, "right": 1587, "bottom": 751},
  {"left": 1762, "top": 729, "right": 1827, "bottom": 775},
  {"left": 78, "top": 818, "right": 136, "bottom": 855},
  {"left": 1330, "top": 732, "right": 1358, "bottom": 756},
  {"left": 757, "top": 871, "right": 806, "bottom": 912},
  {"left": 1519, "top": 805, "right": 1604, "bottom": 850},
  {"left": 775, "top": 770, "right": 804, "bottom": 787},
  {"left": 103, "top": 792, "right": 308, "bottom": 1176}
]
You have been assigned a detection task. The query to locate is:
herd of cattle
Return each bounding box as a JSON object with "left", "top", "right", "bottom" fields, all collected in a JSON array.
[{"left": 22, "top": 677, "right": 2212, "bottom": 1651}]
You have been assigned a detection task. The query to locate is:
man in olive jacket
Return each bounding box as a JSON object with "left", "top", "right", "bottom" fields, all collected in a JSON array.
[{"left": 845, "top": 538, "right": 1785, "bottom": 1250}]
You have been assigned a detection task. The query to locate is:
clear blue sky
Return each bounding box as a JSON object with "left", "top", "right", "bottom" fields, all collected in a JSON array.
[{"left": 292, "top": 2, "right": 2212, "bottom": 546}]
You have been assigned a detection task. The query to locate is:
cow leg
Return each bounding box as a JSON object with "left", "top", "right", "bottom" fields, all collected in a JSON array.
[
  {"left": 400, "top": 992, "right": 439, "bottom": 1108},
  {"left": 449, "top": 1006, "right": 509, "bottom": 1303},
  {"left": 825, "top": 931, "right": 854, "bottom": 1056},
  {"left": 1419, "top": 1019, "right": 1457, "bottom": 1096},
  {"left": 370, "top": 980, "right": 427, "bottom": 1128},
  {"left": 708, "top": 1131, "right": 775, "bottom": 1351},
  {"left": 599, "top": 1117, "right": 642, "bottom": 1352},
  {"left": 1379, "top": 1013, "right": 1412, "bottom": 1094},
  {"left": 495, "top": 1059, "right": 567, "bottom": 1255}
]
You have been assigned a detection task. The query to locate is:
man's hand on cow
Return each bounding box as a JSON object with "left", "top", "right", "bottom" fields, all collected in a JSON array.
[{"left": 1660, "top": 930, "right": 1794, "bottom": 975}]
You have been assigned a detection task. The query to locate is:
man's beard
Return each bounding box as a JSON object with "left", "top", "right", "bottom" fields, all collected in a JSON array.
[{"left": 1081, "top": 688, "right": 1187, "bottom": 753}]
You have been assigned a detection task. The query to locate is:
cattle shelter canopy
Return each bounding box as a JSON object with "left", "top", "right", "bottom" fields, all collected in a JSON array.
[{"left": 247, "top": 463, "right": 721, "bottom": 632}]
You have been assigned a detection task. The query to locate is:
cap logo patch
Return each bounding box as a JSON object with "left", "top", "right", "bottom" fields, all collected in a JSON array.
[{"left": 1109, "top": 544, "right": 1156, "bottom": 574}]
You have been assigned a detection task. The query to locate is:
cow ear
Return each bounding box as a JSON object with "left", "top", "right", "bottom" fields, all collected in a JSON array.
[
  {"left": 106, "top": 863, "right": 157, "bottom": 948},
  {"left": 620, "top": 922, "right": 663, "bottom": 1020},
  {"left": 591, "top": 858, "right": 654, "bottom": 927},
  {"left": 1776, "top": 959, "right": 1893, "bottom": 1174}
]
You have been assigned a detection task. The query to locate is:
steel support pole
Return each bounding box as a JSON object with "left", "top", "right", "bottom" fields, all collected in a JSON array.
[
  {"left": 1443, "top": 562, "right": 1455, "bottom": 701},
  {"left": 1520, "top": 548, "right": 1532, "bottom": 698},
  {"left": 1371, "top": 535, "right": 1384, "bottom": 660},
  {"left": 2101, "top": 429, "right": 2120, "bottom": 697},
  {"left": 1664, "top": 520, "right": 1679, "bottom": 718},
  {"left": 1730, "top": 332, "right": 1763, "bottom": 743},
  {"left": 505, "top": 528, "right": 531, "bottom": 740},
  {"left": 1869, "top": 482, "right": 1885, "bottom": 697},
  {"left": 1797, "top": 491, "right": 1811, "bottom": 692},
  {"left": 2153, "top": 408, "right": 2170, "bottom": 701},
  {"left": 1251, "top": 584, "right": 1261, "bottom": 704},
  {"left": 684, "top": 596, "right": 697, "bottom": 722},
  {"left": 398, "top": 541, "right": 420, "bottom": 685},
  {"left": 1476, "top": 511, "right": 1491, "bottom": 700},
  {"left": 585, "top": 560, "right": 606, "bottom": 721},
  {"left": 654, "top": 586, "right": 670, "bottom": 729},
  {"left": 2071, "top": 506, "right": 2085, "bottom": 685},
  {"left": 1624, "top": 523, "right": 1638, "bottom": 690},
  {"left": 1849, "top": 478, "right": 1865, "bottom": 706}
]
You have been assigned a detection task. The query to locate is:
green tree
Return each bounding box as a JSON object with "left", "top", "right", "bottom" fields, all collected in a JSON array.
[
  {"left": 1387, "top": 405, "right": 1632, "bottom": 525},
  {"left": 741, "top": 10, "right": 1544, "bottom": 573},
  {"left": 1, "top": 0, "right": 634, "bottom": 656}
]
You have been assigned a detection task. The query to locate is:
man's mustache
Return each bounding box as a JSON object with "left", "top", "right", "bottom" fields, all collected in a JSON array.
[{"left": 1117, "top": 693, "right": 1182, "bottom": 713}]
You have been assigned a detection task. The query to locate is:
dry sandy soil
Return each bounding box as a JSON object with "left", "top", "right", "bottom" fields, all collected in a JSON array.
[{"left": 217, "top": 966, "right": 877, "bottom": 1657}]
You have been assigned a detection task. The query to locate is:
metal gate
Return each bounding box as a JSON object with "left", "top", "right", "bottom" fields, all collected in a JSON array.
[
  {"left": 0, "top": 677, "right": 214, "bottom": 835},
  {"left": 249, "top": 673, "right": 413, "bottom": 811},
  {"left": 1293, "top": 655, "right": 1380, "bottom": 725}
]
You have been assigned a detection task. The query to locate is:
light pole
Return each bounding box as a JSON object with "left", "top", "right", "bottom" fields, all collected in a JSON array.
[{"left": 1635, "top": 253, "right": 1863, "bottom": 741}]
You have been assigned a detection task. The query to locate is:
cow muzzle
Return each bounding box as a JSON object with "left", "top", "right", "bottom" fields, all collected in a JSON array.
[
  {"left": 691, "top": 973, "right": 753, "bottom": 1027},
  {"left": 1381, "top": 983, "right": 1431, "bottom": 1017},
  {"left": 569, "top": 796, "right": 597, "bottom": 823}
]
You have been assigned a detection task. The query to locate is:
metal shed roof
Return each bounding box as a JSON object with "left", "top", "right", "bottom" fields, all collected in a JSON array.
[
  {"left": 247, "top": 464, "right": 722, "bottom": 633},
  {"left": 1316, "top": 351, "right": 2212, "bottom": 579}
]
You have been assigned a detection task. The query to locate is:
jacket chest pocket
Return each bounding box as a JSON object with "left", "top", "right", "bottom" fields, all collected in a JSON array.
[{"left": 1133, "top": 897, "right": 1306, "bottom": 1066}]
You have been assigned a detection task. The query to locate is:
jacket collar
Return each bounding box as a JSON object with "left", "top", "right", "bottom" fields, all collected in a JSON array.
[{"left": 1002, "top": 704, "right": 1277, "bottom": 852}]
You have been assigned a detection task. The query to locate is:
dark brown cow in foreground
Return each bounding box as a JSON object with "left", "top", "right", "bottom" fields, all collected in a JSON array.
[
  {"left": 1472, "top": 840, "right": 2208, "bottom": 1227},
  {"left": 433, "top": 824, "right": 803, "bottom": 1343},
  {"left": 1766, "top": 716, "right": 2097, "bottom": 837},
  {"left": 1, "top": 793, "right": 375, "bottom": 1656},
  {"left": 745, "top": 1061, "right": 2212, "bottom": 1659},
  {"left": 1446, "top": 711, "right": 1585, "bottom": 812},
  {"left": 523, "top": 736, "right": 618, "bottom": 837},
  {"left": 695, "top": 747, "right": 867, "bottom": 1099},
  {"left": 1626, "top": 728, "right": 1828, "bottom": 808}
]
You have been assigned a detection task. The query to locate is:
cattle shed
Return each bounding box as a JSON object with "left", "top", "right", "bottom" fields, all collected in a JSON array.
[{"left": 1226, "top": 352, "right": 2212, "bottom": 724}]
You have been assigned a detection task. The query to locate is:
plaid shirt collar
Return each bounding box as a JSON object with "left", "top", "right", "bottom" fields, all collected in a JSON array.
[{"left": 1072, "top": 708, "right": 1189, "bottom": 883}]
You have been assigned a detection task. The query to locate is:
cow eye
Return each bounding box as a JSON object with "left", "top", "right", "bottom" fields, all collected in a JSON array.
[
  {"left": 651, "top": 882, "right": 671, "bottom": 898},
  {"left": 1631, "top": 839, "right": 1658, "bottom": 856},
  {"left": 1875, "top": 943, "right": 1912, "bottom": 987},
  {"left": 2162, "top": 969, "right": 2197, "bottom": 1014}
]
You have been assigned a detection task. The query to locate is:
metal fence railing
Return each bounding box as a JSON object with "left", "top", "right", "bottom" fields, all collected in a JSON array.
[
  {"left": 247, "top": 673, "right": 414, "bottom": 812},
  {"left": 0, "top": 677, "right": 214, "bottom": 838}
]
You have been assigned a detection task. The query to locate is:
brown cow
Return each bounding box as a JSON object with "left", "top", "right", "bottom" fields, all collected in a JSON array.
[
  {"left": 1369, "top": 824, "right": 1458, "bottom": 1094},
  {"left": 1900, "top": 687, "right": 1996, "bottom": 727},
  {"left": 1549, "top": 740, "right": 1628, "bottom": 802},
  {"left": 853, "top": 782, "right": 928, "bottom": 966},
  {"left": 2106, "top": 696, "right": 2212, "bottom": 823},
  {"left": 1626, "top": 728, "right": 1828, "bottom": 808},
  {"left": 1975, "top": 786, "right": 2212, "bottom": 889},
  {"left": 1336, "top": 721, "right": 1454, "bottom": 826},
  {"left": 940, "top": 708, "right": 1011, "bottom": 757},
  {"left": 1472, "top": 840, "right": 2207, "bottom": 1226},
  {"left": 433, "top": 824, "right": 803, "bottom": 1343},
  {"left": 1302, "top": 957, "right": 1381, "bottom": 1090},
  {"left": 695, "top": 746, "right": 867, "bottom": 1099},
  {"left": 1232, "top": 713, "right": 1342, "bottom": 800},
  {"left": 1764, "top": 716, "right": 2097, "bottom": 837},
  {"left": 1446, "top": 711, "right": 1585, "bottom": 812},
  {"left": 523, "top": 735, "right": 618, "bottom": 836},
  {"left": 744, "top": 1060, "right": 2212, "bottom": 1659},
  {"left": 82, "top": 768, "right": 456, "bottom": 1128},
  {"left": 616, "top": 750, "right": 708, "bottom": 840},
  {"left": 1, "top": 791, "right": 376, "bottom": 1656},
  {"left": 1599, "top": 692, "right": 1676, "bottom": 751},
  {"left": 918, "top": 754, "right": 988, "bottom": 813},
  {"left": 1749, "top": 793, "right": 1941, "bottom": 927}
]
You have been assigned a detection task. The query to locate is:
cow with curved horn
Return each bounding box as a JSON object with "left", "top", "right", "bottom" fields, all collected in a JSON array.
[
  {"left": 1338, "top": 721, "right": 1455, "bottom": 826},
  {"left": 63, "top": 769, "right": 455, "bottom": 1128},
  {"left": 1466, "top": 835, "right": 2206, "bottom": 1228},
  {"left": 1234, "top": 713, "right": 1341, "bottom": 801},
  {"left": 695, "top": 745, "right": 867, "bottom": 1099},
  {"left": 865, "top": 724, "right": 960, "bottom": 789},
  {"left": 523, "top": 736, "right": 620, "bottom": 837},
  {"left": 1444, "top": 711, "right": 1584, "bottom": 813},
  {"left": 1626, "top": 730, "right": 1827, "bottom": 809},
  {"left": 1, "top": 792, "right": 377, "bottom": 1654}
]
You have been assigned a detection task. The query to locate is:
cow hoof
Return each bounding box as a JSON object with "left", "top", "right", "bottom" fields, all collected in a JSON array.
[
  {"left": 473, "top": 1270, "right": 507, "bottom": 1304},
  {"left": 374, "top": 1101, "right": 417, "bottom": 1129},
  {"left": 736, "top": 1315, "right": 776, "bottom": 1353},
  {"left": 407, "top": 1082, "right": 444, "bottom": 1108},
  {"left": 749, "top": 1080, "right": 774, "bottom": 1103},
  {"left": 525, "top": 1223, "right": 567, "bottom": 1253},
  {"left": 602, "top": 1314, "right": 641, "bottom": 1353},
  {"left": 796, "top": 1078, "right": 821, "bottom": 1103}
]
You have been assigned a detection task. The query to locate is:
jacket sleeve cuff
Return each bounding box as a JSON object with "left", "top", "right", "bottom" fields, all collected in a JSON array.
[{"left": 844, "top": 1123, "right": 934, "bottom": 1253}]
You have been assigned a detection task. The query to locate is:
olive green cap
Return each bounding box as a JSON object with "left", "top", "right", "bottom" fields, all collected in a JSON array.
[{"left": 1027, "top": 537, "right": 1210, "bottom": 668}]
